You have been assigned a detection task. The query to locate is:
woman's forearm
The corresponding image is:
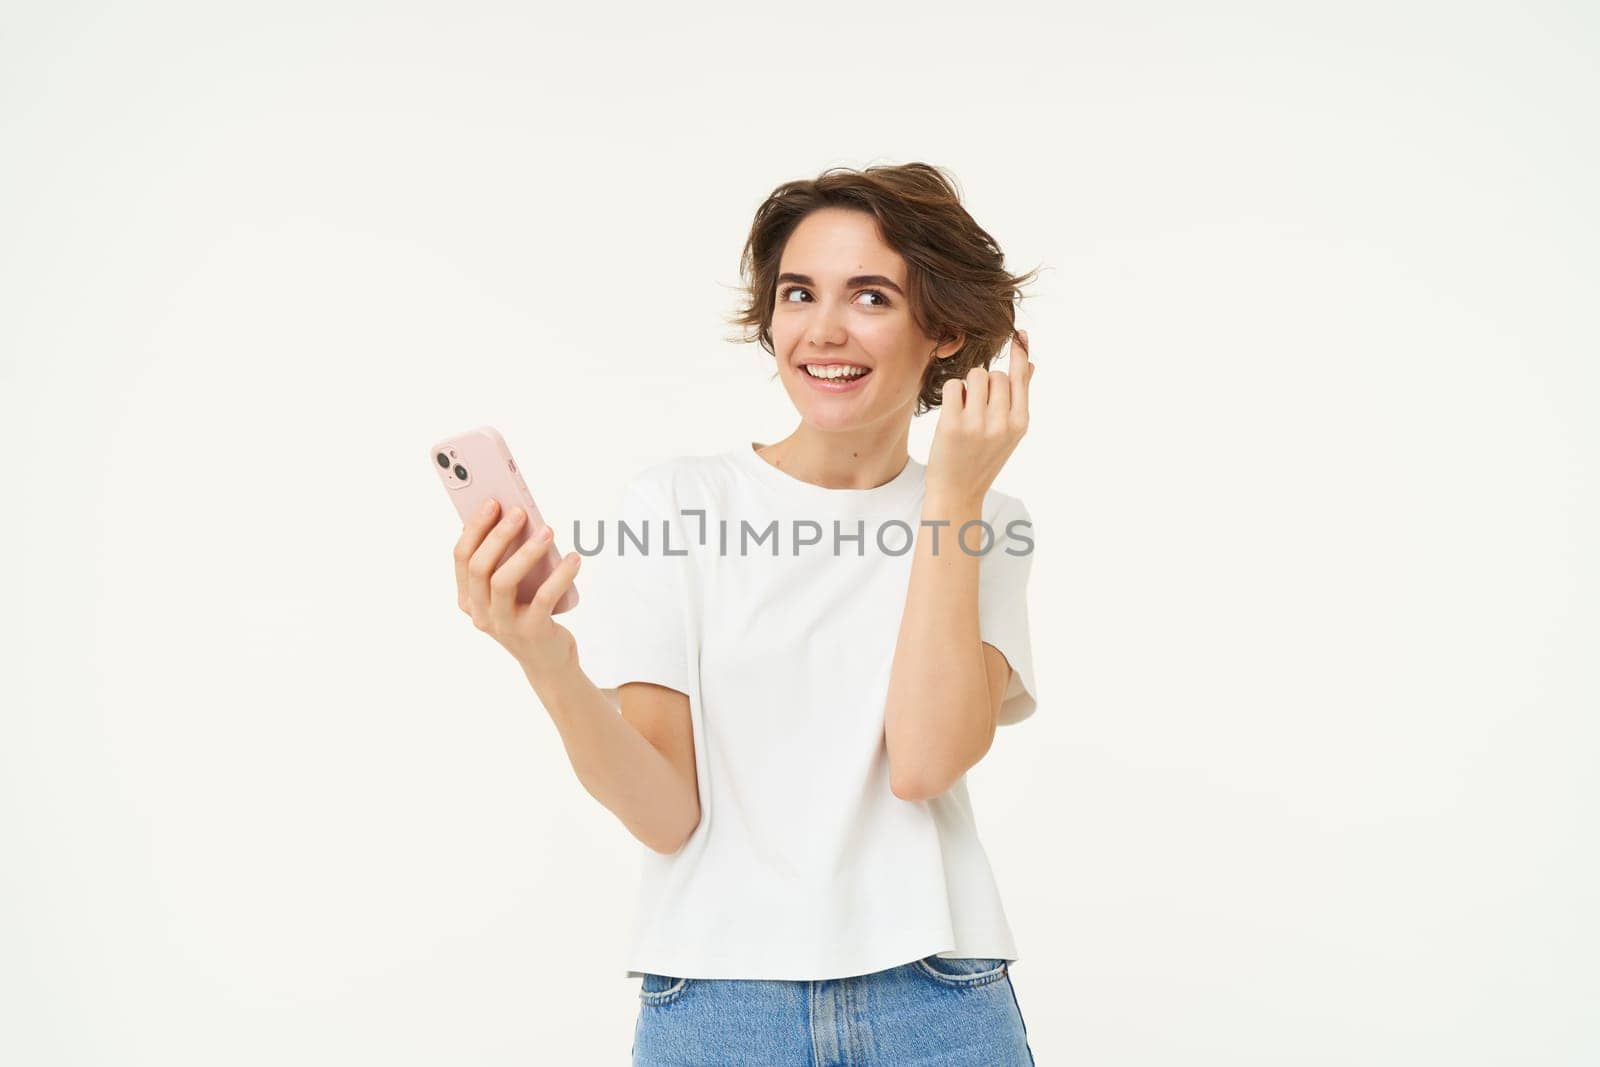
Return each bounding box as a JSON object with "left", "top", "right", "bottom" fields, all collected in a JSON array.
[
  {"left": 521, "top": 658, "right": 698, "bottom": 854},
  {"left": 883, "top": 489, "right": 995, "bottom": 800}
]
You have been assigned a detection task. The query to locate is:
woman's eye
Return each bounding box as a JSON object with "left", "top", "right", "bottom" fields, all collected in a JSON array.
[{"left": 776, "top": 286, "right": 890, "bottom": 307}]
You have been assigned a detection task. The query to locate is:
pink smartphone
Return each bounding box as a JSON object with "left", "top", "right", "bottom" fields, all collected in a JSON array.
[{"left": 429, "top": 425, "right": 579, "bottom": 614}]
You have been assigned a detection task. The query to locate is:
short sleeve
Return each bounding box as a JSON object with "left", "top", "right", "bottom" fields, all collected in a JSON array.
[
  {"left": 577, "top": 474, "right": 692, "bottom": 707},
  {"left": 978, "top": 496, "right": 1038, "bottom": 726}
]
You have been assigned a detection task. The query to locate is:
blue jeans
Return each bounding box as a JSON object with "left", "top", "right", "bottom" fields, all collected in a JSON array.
[{"left": 632, "top": 953, "right": 1036, "bottom": 1066}]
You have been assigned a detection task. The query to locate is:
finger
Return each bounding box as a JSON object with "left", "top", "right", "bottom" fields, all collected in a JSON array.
[
  {"left": 466, "top": 504, "right": 527, "bottom": 617},
  {"left": 987, "top": 367, "right": 1012, "bottom": 431},
  {"left": 527, "top": 545, "right": 583, "bottom": 618},
  {"left": 488, "top": 520, "right": 554, "bottom": 630},
  {"left": 454, "top": 497, "right": 501, "bottom": 609},
  {"left": 1009, "top": 328, "right": 1031, "bottom": 381},
  {"left": 1011, "top": 329, "right": 1032, "bottom": 421},
  {"left": 938, "top": 376, "right": 965, "bottom": 427},
  {"left": 964, "top": 366, "right": 989, "bottom": 425}
]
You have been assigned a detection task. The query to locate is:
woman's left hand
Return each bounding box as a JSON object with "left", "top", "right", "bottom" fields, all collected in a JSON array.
[{"left": 925, "top": 329, "right": 1034, "bottom": 504}]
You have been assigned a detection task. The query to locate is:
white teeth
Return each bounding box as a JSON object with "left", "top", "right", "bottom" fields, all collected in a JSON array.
[{"left": 805, "top": 364, "right": 869, "bottom": 380}]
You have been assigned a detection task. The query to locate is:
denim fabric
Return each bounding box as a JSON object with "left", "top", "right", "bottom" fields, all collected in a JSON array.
[{"left": 632, "top": 954, "right": 1035, "bottom": 1066}]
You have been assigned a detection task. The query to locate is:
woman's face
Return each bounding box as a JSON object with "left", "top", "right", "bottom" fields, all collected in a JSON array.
[{"left": 769, "top": 207, "right": 959, "bottom": 432}]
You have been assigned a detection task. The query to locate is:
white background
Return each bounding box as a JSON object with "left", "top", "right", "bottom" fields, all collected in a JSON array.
[{"left": 3, "top": 2, "right": 1595, "bottom": 1064}]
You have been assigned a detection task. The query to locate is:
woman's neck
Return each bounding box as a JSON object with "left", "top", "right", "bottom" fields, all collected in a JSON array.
[{"left": 754, "top": 425, "right": 911, "bottom": 491}]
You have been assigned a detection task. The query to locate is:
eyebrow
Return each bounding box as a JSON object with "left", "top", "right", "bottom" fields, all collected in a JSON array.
[{"left": 776, "top": 272, "right": 905, "bottom": 297}]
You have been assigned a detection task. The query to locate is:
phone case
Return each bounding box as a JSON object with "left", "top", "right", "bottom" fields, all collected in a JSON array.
[{"left": 429, "top": 425, "right": 579, "bottom": 614}]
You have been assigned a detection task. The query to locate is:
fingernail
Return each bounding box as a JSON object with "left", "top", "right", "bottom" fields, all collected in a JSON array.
[{"left": 479, "top": 499, "right": 496, "bottom": 517}]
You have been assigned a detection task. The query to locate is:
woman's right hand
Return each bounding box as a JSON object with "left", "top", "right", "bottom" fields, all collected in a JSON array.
[{"left": 453, "top": 497, "right": 582, "bottom": 682}]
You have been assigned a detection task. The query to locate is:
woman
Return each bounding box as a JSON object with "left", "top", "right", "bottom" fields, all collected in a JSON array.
[{"left": 453, "top": 162, "right": 1041, "bottom": 1065}]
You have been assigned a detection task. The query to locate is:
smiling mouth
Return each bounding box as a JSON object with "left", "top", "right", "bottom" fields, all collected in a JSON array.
[{"left": 801, "top": 363, "right": 873, "bottom": 381}]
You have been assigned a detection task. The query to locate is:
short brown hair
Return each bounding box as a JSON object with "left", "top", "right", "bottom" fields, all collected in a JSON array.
[{"left": 726, "top": 162, "right": 1042, "bottom": 416}]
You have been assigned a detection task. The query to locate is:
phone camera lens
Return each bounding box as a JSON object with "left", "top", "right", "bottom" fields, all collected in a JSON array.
[
  {"left": 436, "top": 452, "right": 450, "bottom": 468},
  {"left": 454, "top": 464, "right": 468, "bottom": 480}
]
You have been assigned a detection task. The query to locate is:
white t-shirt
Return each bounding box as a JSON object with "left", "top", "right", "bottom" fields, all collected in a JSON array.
[{"left": 573, "top": 441, "right": 1038, "bottom": 981}]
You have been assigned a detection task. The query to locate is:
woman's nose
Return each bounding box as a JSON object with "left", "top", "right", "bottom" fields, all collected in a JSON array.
[{"left": 805, "top": 304, "right": 848, "bottom": 347}]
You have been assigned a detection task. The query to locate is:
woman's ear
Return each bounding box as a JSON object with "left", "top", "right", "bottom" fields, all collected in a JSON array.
[{"left": 933, "top": 331, "right": 965, "bottom": 361}]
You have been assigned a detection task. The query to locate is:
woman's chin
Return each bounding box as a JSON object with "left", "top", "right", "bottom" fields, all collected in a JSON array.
[
  {"left": 786, "top": 382, "right": 892, "bottom": 424},
  {"left": 793, "top": 402, "right": 874, "bottom": 431}
]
